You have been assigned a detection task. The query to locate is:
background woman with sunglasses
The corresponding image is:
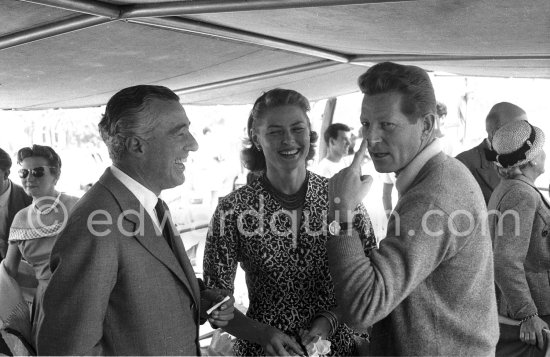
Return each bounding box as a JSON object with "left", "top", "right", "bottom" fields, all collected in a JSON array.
[{"left": 3, "top": 144, "right": 78, "bottom": 349}]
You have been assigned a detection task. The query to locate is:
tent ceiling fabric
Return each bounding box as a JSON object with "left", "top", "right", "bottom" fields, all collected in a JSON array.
[
  {"left": 187, "top": 1, "right": 550, "bottom": 56},
  {"left": 0, "top": 0, "right": 548, "bottom": 110}
]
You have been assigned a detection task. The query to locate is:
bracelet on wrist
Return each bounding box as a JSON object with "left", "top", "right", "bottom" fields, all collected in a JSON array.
[
  {"left": 313, "top": 310, "right": 338, "bottom": 337},
  {"left": 519, "top": 312, "right": 538, "bottom": 325}
]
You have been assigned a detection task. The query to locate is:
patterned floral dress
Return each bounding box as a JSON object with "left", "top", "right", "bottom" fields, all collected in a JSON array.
[{"left": 204, "top": 171, "right": 376, "bottom": 356}]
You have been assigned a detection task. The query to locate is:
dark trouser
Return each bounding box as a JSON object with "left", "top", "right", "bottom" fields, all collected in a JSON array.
[{"left": 496, "top": 315, "right": 550, "bottom": 357}]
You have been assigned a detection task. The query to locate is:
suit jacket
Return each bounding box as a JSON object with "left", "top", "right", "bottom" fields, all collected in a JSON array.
[
  {"left": 456, "top": 140, "right": 501, "bottom": 205},
  {"left": 37, "top": 168, "right": 202, "bottom": 355},
  {"left": 1, "top": 181, "right": 32, "bottom": 257},
  {"left": 488, "top": 175, "right": 550, "bottom": 319}
]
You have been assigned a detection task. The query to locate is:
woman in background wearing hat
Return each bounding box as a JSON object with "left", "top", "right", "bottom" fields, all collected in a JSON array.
[{"left": 488, "top": 120, "right": 550, "bottom": 356}]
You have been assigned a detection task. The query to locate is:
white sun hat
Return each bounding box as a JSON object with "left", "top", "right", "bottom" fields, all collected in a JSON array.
[{"left": 491, "top": 120, "right": 545, "bottom": 168}]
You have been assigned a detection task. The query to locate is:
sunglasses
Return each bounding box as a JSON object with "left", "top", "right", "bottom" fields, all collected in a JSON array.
[{"left": 18, "top": 166, "right": 55, "bottom": 179}]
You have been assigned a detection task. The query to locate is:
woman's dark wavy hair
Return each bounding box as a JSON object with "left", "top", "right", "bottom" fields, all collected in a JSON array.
[
  {"left": 17, "top": 144, "right": 62, "bottom": 178},
  {"left": 357, "top": 62, "right": 436, "bottom": 123},
  {"left": 241, "top": 88, "right": 318, "bottom": 172}
]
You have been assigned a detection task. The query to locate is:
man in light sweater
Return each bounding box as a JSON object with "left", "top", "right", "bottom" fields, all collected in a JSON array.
[{"left": 326, "top": 62, "right": 499, "bottom": 355}]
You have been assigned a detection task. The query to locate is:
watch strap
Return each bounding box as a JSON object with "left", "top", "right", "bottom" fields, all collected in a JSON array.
[{"left": 339, "top": 222, "right": 351, "bottom": 231}]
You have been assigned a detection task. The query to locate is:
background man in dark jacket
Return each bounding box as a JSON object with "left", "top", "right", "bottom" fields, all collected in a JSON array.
[
  {"left": 0, "top": 147, "right": 31, "bottom": 259},
  {"left": 456, "top": 102, "right": 527, "bottom": 204},
  {"left": 0, "top": 147, "right": 32, "bottom": 355}
]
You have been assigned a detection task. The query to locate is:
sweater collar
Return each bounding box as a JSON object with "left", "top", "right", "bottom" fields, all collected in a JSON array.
[{"left": 395, "top": 138, "right": 443, "bottom": 196}]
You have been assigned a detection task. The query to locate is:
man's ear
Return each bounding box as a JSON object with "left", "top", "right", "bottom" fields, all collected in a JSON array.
[
  {"left": 3, "top": 169, "right": 10, "bottom": 179},
  {"left": 125, "top": 136, "right": 146, "bottom": 156},
  {"left": 421, "top": 113, "right": 436, "bottom": 138}
]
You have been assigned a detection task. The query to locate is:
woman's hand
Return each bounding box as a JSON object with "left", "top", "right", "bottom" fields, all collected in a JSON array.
[
  {"left": 520, "top": 315, "right": 549, "bottom": 350},
  {"left": 259, "top": 325, "right": 304, "bottom": 356},
  {"left": 299, "top": 315, "right": 331, "bottom": 346},
  {"left": 3, "top": 243, "right": 22, "bottom": 278}
]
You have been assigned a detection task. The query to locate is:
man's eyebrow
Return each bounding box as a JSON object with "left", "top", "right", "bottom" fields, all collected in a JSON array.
[
  {"left": 168, "top": 123, "right": 187, "bottom": 135},
  {"left": 267, "top": 121, "right": 305, "bottom": 128}
]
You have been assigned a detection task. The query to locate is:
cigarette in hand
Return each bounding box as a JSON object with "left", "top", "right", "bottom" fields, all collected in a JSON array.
[{"left": 206, "top": 296, "right": 230, "bottom": 315}]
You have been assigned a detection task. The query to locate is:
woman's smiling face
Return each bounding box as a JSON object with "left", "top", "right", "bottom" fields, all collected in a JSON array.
[{"left": 252, "top": 105, "right": 311, "bottom": 174}]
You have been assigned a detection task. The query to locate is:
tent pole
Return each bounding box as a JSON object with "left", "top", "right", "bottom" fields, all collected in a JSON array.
[
  {"left": 132, "top": 17, "right": 350, "bottom": 63},
  {"left": 121, "top": 0, "right": 416, "bottom": 18},
  {"left": 18, "top": 0, "right": 120, "bottom": 18},
  {"left": 353, "top": 54, "right": 550, "bottom": 62},
  {"left": 0, "top": 15, "right": 111, "bottom": 51},
  {"left": 174, "top": 61, "right": 339, "bottom": 96},
  {"left": 319, "top": 98, "right": 337, "bottom": 161}
]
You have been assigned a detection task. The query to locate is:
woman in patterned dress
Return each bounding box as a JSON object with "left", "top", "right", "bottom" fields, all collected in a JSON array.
[
  {"left": 204, "top": 89, "right": 377, "bottom": 356},
  {"left": 3, "top": 145, "right": 79, "bottom": 349}
]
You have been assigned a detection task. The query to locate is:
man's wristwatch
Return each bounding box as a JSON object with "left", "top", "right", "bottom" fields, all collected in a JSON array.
[{"left": 328, "top": 220, "right": 352, "bottom": 236}]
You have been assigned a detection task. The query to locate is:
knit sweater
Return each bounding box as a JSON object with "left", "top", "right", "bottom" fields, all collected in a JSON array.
[{"left": 327, "top": 152, "right": 499, "bottom": 356}]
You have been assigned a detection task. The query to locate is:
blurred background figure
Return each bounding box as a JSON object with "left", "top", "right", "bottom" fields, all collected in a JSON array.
[
  {"left": 0, "top": 148, "right": 31, "bottom": 259},
  {"left": 1, "top": 145, "right": 78, "bottom": 351},
  {"left": 435, "top": 101, "right": 455, "bottom": 156},
  {"left": 0, "top": 147, "right": 32, "bottom": 355},
  {"left": 204, "top": 88, "right": 376, "bottom": 356},
  {"left": 435, "top": 101, "right": 448, "bottom": 139},
  {"left": 456, "top": 102, "right": 527, "bottom": 205},
  {"left": 313, "top": 123, "right": 352, "bottom": 178},
  {"left": 487, "top": 121, "right": 550, "bottom": 356}
]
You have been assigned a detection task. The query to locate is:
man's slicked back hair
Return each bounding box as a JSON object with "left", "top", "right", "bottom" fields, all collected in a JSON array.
[
  {"left": 98, "top": 85, "right": 180, "bottom": 163},
  {"left": 357, "top": 62, "right": 436, "bottom": 123}
]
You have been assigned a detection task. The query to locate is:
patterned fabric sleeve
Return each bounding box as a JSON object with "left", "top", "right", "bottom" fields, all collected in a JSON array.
[{"left": 203, "top": 197, "right": 240, "bottom": 293}]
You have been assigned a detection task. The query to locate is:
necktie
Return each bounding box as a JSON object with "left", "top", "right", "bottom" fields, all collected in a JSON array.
[{"left": 155, "top": 198, "right": 174, "bottom": 251}]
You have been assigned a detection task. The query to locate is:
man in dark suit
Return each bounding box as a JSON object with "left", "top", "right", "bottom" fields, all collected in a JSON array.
[
  {"left": 456, "top": 102, "right": 527, "bottom": 204},
  {"left": 37, "top": 85, "right": 234, "bottom": 355},
  {"left": 0, "top": 148, "right": 32, "bottom": 356},
  {"left": 0, "top": 147, "right": 32, "bottom": 259}
]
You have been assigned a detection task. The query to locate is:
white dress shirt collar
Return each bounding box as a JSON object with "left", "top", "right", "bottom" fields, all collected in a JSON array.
[{"left": 110, "top": 165, "right": 160, "bottom": 228}]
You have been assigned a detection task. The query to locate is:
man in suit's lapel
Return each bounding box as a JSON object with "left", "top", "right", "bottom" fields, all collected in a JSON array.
[
  {"left": 100, "top": 169, "right": 201, "bottom": 305},
  {"left": 38, "top": 85, "right": 234, "bottom": 356}
]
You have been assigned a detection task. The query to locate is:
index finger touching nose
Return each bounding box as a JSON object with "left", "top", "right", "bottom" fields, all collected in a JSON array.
[{"left": 351, "top": 137, "right": 369, "bottom": 169}]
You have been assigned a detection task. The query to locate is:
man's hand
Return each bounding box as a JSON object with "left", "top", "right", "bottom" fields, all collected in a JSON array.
[
  {"left": 200, "top": 289, "right": 235, "bottom": 327},
  {"left": 520, "top": 315, "right": 549, "bottom": 350},
  {"left": 329, "top": 137, "right": 373, "bottom": 221}
]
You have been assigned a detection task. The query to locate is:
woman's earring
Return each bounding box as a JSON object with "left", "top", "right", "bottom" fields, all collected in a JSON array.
[{"left": 256, "top": 146, "right": 262, "bottom": 152}]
